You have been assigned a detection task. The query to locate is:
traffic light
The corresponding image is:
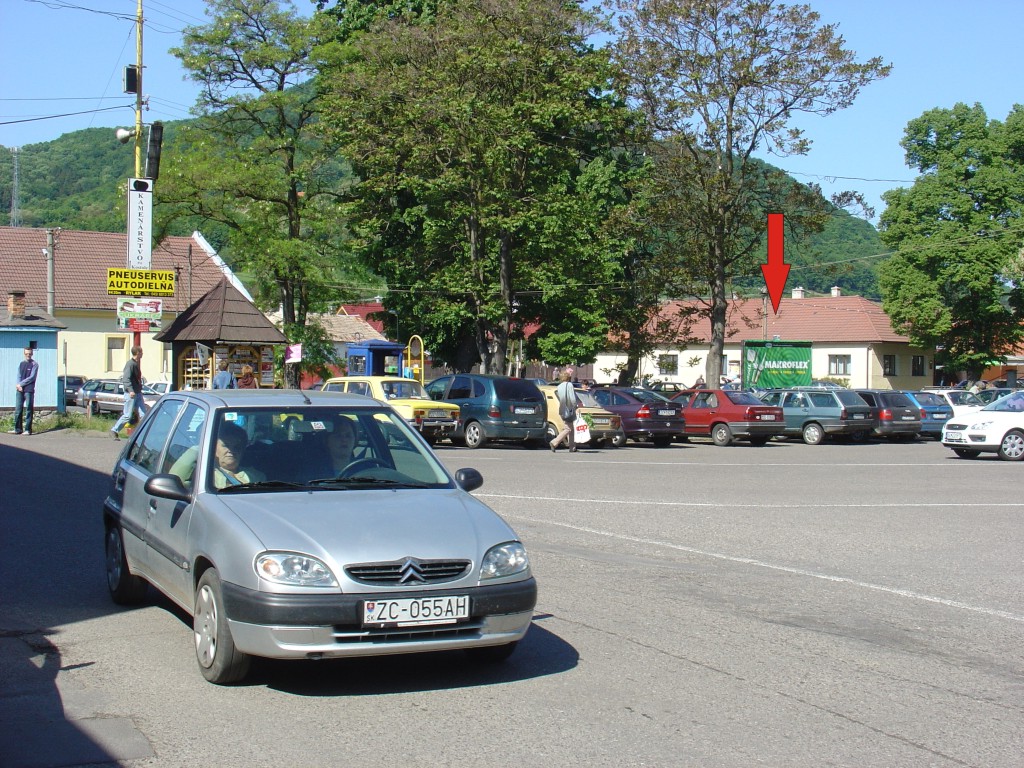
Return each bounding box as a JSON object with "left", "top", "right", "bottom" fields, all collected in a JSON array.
[
  {"left": 123, "top": 65, "right": 139, "bottom": 94},
  {"left": 146, "top": 122, "right": 164, "bottom": 181}
]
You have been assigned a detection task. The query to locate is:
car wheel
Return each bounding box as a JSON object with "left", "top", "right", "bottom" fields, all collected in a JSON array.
[
  {"left": 194, "top": 569, "right": 251, "bottom": 685},
  {"left": 801, "top": 422, "right": 824, "bottom": 445},
  {"left": 466, "top": 641, "right": 518, "bottom": 663},
  {"left": 998, "top": 430, "right": 1024, "bottom": 461},
  {"left": 105, "top": 523, "right": 147, "bottom": 605},
  {"left": 652, "top": 435, "right": 673, "bottom": 448},
  {"left": 749, "top": 435, "right": 769, "bottom": 447},
  {"left": 952, "top": 448, "right": 980, "bottom": 459},
  {"left": 463, "top": 421, "right": 487, "bottom": 449},
  {"left": 611, "top": 432, "right": 628, "bottom": 448},
  {"left": 711, "top": 423, "right": 732, "bottom": 447}
]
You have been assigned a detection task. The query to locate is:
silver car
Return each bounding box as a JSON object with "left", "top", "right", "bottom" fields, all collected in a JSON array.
[{"left": 103, "top": 389, "right": 536, "bottom": 684}]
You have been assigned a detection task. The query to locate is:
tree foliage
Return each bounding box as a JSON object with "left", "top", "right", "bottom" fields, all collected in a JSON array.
[
  {"left": 879, "top": 103, "right": 1024, "bottom": 380},
  {"left": 317, "top": 0, "right": 637, "bottom": 373},
  {"left": 613, "top": 0, "right": 890, "bottom": 383}
]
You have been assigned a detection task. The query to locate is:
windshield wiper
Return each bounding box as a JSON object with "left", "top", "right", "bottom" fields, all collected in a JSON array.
[
  {"left": 218, "top": 480, "right": 309, "bottom": 493},
  {"left": 307, "top": 476, "right": 428, "bottom": 488}
]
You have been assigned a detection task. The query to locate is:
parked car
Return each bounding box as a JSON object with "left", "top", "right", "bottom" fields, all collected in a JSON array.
[
  {"left": 146, "top": 381, "right": 171, "bottom": 395},
  {"left": 539, "top": 385, "right": 624, "bottom": 448},
  {"left": 590, "top": 386, "right": 685, "bottom": 447},
  {"left": 671, "top": 388, "right": 785, "bottom": 446},
  {"left": 76, "top": 378, "right": 161, "bottom": 415},
  {"left": 942, "top": 390, "right": 1024, "bottom": 460},
  {"left": 646, "top": 381, "right": 687, "bottom": 394},
  {"left": 902, "top": 391, "right": 953, "bottom": 439},
  {"left": 58, "top": 374, "right": 87, "bottom": 407},
  {"left": 758, "top": 387, "right": 875, "bottom": 444},
  {"left": 425, "top": 374, "right": 546, "bottom": 448},
  {"left": 322, "top": 375, "right": 460, "bottom": 444},
  {"left": 921, "top": 388, "right": 985, "bottom": 420},
  {"left": 851, "top": 389, "right": 922, "bottom": 441},
  {"left": 102, "top": 389, "right": 537, "bottom": 683}
]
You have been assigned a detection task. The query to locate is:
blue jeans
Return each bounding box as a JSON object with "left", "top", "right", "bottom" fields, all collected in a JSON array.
[
  {"left": 13, "top": 389, "right": 34, "bottom": 433},
  {"left": 111, "top": 392, "right": 149, "bottom": 433}
]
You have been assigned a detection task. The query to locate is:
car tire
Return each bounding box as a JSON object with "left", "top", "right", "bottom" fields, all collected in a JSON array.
[
  {"left": 652, "top": 435, "right": 673, "bottom": 448},
  {"left": 749, "top": 435, "right": 769, "bottom": 447},
  {"left": 105, "top": 523, "right": 147, "bottom": 605},
  {"left": 611, "top": 432, "right": 628, "bottom": 448},
  {"left": 998, "top": 430, "right": 1024, "bottom": 461},
  {"left": 711, "top": 423, "right": 732, "bottom": 447},
  {"left": 194, "top": 569, "right": 251, "bottom": 685},
  {"left": 801, "top": 422, "right": 824, "bottom": 445},
  {"left": 463, "top": 421, "right": 487, "bottom": 449},
  {"left": 952, "top": 448, "right": 980, "bottom": 459},
  {"left": 466, "top": 641, "right": 518, "bottom": 663}
]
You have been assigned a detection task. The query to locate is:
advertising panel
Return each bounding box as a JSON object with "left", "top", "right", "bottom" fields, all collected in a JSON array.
[
  {"left": 742, "top": 340, "right": 812, "bottom": 389},
  {"left": 116, "top": 297, "right": 164, "bottom": 331}
]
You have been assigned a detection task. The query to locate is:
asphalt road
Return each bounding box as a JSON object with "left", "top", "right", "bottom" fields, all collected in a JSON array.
[{"left": 1, "top": 429, "right": 1022, "bottom": 767}]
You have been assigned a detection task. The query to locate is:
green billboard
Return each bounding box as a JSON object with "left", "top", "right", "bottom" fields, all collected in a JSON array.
[{"left": 742, "top": 340, "right": 812, "bottom": 389}]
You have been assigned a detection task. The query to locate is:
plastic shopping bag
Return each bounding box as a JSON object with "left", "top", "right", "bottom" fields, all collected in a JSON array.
[{"left": 574, "top": 416, "right": 592, "bottom": 444}]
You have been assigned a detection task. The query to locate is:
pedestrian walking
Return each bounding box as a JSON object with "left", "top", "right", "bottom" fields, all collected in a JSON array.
[
  {"left": 549, "top": 369, "right": 578, "bottom": 453},
  {"left": 110, "top": 346, "right": 147, "bottom": 441},
  {"left": 9, "top": 347, "right": 39, "bottom": 435},
  {"left": 212, "top": 359, "right": 237, "bottom": 389}
]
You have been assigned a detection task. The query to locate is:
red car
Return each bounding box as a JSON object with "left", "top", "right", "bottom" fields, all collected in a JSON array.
[{"left": 671, "top": 389, "right": 786, "bottom": 446}]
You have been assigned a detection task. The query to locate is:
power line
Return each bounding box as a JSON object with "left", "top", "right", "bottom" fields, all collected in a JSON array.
[{"left": 0, "top": 103, "right": 135, "bottom": 126}]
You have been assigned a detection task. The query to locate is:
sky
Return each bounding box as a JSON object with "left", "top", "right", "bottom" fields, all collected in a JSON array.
[{"left": 1, "top": 0, "right": 1023, "bottom": 223}]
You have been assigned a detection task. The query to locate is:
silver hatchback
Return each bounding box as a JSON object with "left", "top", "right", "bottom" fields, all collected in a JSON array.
[{"left": 103, "top": 389, "right": 536, "bottom": 684}]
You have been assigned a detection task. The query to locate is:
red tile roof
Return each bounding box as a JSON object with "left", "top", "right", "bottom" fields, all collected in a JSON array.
[
  {"left": 662, "top": 295, "right": 909, "bottom": 344},
  {"left": 0, "top": 227, "right": 247, "bottom": 316}
]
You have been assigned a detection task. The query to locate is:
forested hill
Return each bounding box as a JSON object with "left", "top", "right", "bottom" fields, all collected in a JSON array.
[{"left": 0, "top": 125, "right": 886, "bottom": 299}]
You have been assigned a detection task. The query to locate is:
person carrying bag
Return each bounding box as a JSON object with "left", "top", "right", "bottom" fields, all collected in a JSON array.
[{"left": 550, "top": 370, "right": 579, "bottom": 453}]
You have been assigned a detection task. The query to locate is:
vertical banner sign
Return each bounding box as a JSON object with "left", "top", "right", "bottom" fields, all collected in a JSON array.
[{"left": 127, "top": 178, "right": 153, "bottom": 269}]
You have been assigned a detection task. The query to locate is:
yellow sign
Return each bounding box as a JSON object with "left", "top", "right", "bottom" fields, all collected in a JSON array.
[{"left": 107, "top": 268, "right": 175, "bottom": 297}]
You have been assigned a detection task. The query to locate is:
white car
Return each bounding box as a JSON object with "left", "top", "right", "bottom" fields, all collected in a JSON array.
[
  {"left": 941, "top": 390, "right": 1024, "bottom": 460},
  {"left": 925, "top": 388, "right": 985, "bottom": 419}
]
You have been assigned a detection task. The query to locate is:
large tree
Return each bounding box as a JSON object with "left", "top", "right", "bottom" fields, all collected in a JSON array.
[
  {"left": 879, "top": 103, "right": 1024, "bottom": 381},
  {"left": 612, "top": 0, "right": 890, "bottom": 384},
  {"left": 317, "top": 0, "right": 636, "bottom": 373}
]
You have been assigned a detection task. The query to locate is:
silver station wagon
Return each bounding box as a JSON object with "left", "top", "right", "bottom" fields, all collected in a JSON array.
[{"left": 103, "top": 389, "right": 537, "bottom": 684}]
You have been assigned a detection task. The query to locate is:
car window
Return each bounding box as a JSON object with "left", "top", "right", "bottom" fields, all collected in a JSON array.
[
  {"left": 164, "top": 403, "right": 209, "bottom": 491},
  {"left": 808, "top": 393, "right": 835, "bottom": 407},
  {"left": 127, "top": 398, "right": 184, "bottom": 473},
  {"left": 493, "top": 379, "right": 543, "bottom": 401},
  {"left": 425, "top": 377, "right": 450, "bottom": 400},
  {"left": 630, "top": 389, "right": 672, "bottom": 404},
  {"left": 592, "top": 390, "right": 609, "bottom": 407},
  {"left": 674, "top": 392, "right": 694, "bottom": 407},
  {"left": 883, "top": 393, "right": 913, "bottom": 407},
  {"left": 449, "top": 376, "right": 473, "bottom": 399},
  {"left": 912, "top": 392, "right": 943, "bottom": 406},
  {"left": 760, "top": 392, "right": 781, "bottom": 406},
  {"left": 382, "top": 380, "right": 429, "bottom": 399},
  {"left": 726, "top": 391, "right": 762, "bottom": 405},
  {"left": 347, "top": 382, "right": 370, "bottom": 396},
  {"left": 322, "top": 382, "right": 344, "bottom": 392},
  {"left": 835, "top": 391, "right": 867, "bottom": 406},
  {"left": 786, "top": 393, "right": 806, "bottom": 407}
]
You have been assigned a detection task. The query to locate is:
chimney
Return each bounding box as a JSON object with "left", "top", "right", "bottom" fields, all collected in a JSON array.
[
  {"left": 831, "top": 286, "right": 842, "bottom": 297},
  {"left": 792, "top": 286, "right": 805, "bottom": 299},
  {"left": 7, "top": 290, "right": 26, "bottom": 319}
]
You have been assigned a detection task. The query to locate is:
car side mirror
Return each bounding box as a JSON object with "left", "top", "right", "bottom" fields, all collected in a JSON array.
[
  {"left": 145, "top": 473, "right": 192, "bottom": 502},
  {"left": 454, "top": 468, "right": 483, "bottom": 493}
]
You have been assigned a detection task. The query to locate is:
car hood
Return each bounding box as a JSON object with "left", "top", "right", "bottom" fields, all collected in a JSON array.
[{"left": 213, "top": 487, "right": 518, "bottom": 567}]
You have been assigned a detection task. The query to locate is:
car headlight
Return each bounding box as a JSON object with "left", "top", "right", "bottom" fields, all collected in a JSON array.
[
  {"left": 255, "top": 552, "right": 338, "bottom": 587},
  {"left": 481, "top": 542, "right": 529, "bottom": 579}
]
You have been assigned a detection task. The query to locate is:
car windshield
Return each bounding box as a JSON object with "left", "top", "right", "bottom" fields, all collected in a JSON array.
[
  {"left": 911, "top": 392, "right": 944, "bottom": 407},
  {"left": 575, "top": 390, "right": 601, "bottom": 407},
  {"left": 380, "top": 380, "right": 430, "bottom": 400},
  {"left": 982, "top": 392, "right": 1024, "bottom": 412},
  {"left": 835, "top": 391, "right": 868, "bottom": 406},
  {"left": 626, "top": 389, "right": 673, "bottom": 403},
  {"left": 725, "top": 391, "right": 764, "bottom": 406},
  {"left": 946, "top": 391, "right": 983, "bottom": 406},
  {"left": 173, "top": 406, "right": 455, "bottom": 493}
]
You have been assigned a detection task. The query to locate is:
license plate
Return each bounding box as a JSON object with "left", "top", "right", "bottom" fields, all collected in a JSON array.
[
  {"left": 514, "top": 406, "right": 535, "bottom": 414},
  {"left": 944, "top": 431, "right": 964, "bottom": 442},
  {"left": 593, "top": 418, "right": 609, "bottom": 425},
  {"left": 428, "top": 409, "right": 449, "bottom": 418},
  {"left": 758, "top": 414, "right": 776, "bottom": 421},
  {"left": 657, "top": 409, "right": 674, "bottom": 416},
  {"left": 934, "top": 413, "right": 950, "bottom": 420},
  {"left": 363, "top": 595, "right": 469, "bottom": 627},
  {"left": 853, "top": 413, "right": 866, "bottom": 419},
  {"left": 901, "top": 415, "right": 916, "bottom": 420}
]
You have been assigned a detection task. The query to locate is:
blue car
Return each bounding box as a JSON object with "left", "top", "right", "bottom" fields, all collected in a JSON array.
[{"left": 903, "top": 391, "right": 952, "bottom": 439}]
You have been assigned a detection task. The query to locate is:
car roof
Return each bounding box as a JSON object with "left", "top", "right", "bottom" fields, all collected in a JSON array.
[
  {"left": 159, "top": 389, "right": 380, "bottom": 408},
  {"left": 324, "top": 376, "right": 415, "bottom": 383}
]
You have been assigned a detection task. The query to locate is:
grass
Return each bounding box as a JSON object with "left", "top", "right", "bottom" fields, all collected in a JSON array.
[{"left": 1, "top": 410, "right": 119, "bottom": 435}]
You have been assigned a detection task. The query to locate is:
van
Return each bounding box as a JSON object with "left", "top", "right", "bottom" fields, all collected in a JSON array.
[{"left": 425, "top": 374, "right": 546, "bottom": 448}]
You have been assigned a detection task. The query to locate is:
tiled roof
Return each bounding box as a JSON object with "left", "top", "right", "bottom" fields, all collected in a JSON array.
[
  {"left": 0, "top": 227, "right": 249, "bottom": 315},
  {"left": 313, "top": 312, "right": 387, "bottom": 343},
  {"left": 340, "top": 302, "right": 386, "bottom": 334},
  {"left": 155, "top": 279, "right": 287, "bottom": 344},
  {"left": 662, "top": 295, "right": 910, "bottom": 344},
  {"left": 0, "top": 305, "right": 66, "bottom": 330}
]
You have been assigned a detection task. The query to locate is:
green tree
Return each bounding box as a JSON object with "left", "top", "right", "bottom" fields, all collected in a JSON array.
[
  {"left": 879, "top": 103, "right": 1024, "bottom": 381},
  {"left": 317, "top": 0, "right": 636, "bottom": 373},
  {"left": 158, "top": 0, "right": 374, "bottom": 383},
  {"left": 612, "top": 0, "right": 890, "bottom": 384}
]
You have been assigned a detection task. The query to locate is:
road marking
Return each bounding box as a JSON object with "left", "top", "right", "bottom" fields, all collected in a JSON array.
[
  {"left": 483, "top": 502, "right": 1024, "bottom": 624},
  {"left": 478, "top": 493, "right": 1024, "bottom": 508}
]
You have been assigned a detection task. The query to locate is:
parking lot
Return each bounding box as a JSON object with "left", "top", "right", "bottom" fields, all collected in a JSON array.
[{"left": 2, "top": 431, "right": 1022, "bottom": 766}]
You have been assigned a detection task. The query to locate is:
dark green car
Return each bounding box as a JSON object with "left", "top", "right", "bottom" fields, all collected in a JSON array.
[{"left": 758, "top": 387, "right": 875, "bottom": 444}]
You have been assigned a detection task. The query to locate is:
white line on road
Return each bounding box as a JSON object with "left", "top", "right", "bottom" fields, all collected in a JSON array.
[
  {"left": 483, "top": 499, "right": 1024, "bottom": 624},
  {"left": 478, "top": 493, "right": 1024, "bottom": 509}
]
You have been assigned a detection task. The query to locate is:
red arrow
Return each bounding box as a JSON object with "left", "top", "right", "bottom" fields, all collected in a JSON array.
[{"left": 761, "top": 212, "right": 790, "bottom": 314}]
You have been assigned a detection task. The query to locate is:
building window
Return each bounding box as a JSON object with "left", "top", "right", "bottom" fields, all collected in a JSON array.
[
  {"left": 883, "top": 355, "right": 897, "bottom": 376},
  {"left": 658, "top": 354, "right": 678, "bottom": 376},
  {"left": 912, "top": 355, "right": 925, "bottom": 376},
  {"left": 106, "top": 335, "right": 127, "bottom": 372},
  {"left": 828, "top": 355, "right": 851, "bottom": 376}
]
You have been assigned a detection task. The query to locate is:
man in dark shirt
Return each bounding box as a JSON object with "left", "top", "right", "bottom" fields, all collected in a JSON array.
[
  {"left": 9, "top": 347, "right": 39, "bottom": 435},
  {"left": 110, "top": 346, "right": 147, "bottom": 440}
]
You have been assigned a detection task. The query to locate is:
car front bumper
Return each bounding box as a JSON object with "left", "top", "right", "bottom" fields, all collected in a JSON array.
[{"left": 223, "top": 577, "right": 537, "bottom": 659}]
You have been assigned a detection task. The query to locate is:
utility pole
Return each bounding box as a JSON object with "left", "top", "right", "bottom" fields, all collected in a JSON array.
[{"left": 134, "top": 0, "right": 144, "bottom": 178}]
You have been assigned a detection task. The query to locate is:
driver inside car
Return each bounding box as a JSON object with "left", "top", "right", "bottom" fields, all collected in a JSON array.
[{"left": 322, "top": 416, "right": 359, "bottom": 474}]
